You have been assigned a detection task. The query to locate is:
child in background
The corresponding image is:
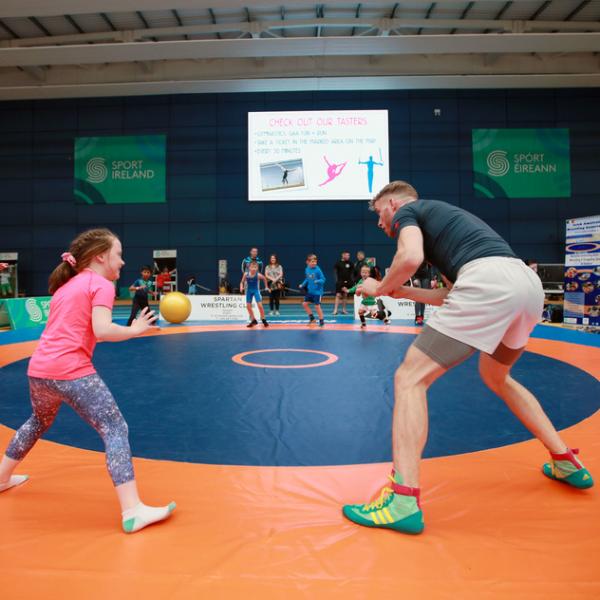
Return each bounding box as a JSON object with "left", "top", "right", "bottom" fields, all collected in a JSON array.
[
  {"left": 240, "top": 260, "right": 269, "bottom": 328},
  {"left": 346, "top": 264, "right": 391, "bottom": 328},
  {"left": 300, "top": 254, "right": 326, "bottom": 327},
  {"left": 0, "top": 263, "right": 13, "bottom": 297},
  {"left": 0, "top": 228, "right": 175, "bottom": 534},
  {"left": 156, "top": 266, "right": 175, "bottom": 295},
  {"left": 127, "top": 265, "right": 155, "bottom": 326}
]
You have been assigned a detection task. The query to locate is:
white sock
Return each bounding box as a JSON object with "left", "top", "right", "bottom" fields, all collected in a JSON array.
[
  {"left": 122, "top": 501, "right": 176, "bottom": 533},
  {"left": 0, "top": 474, "right": 29, "bottom": 493}
]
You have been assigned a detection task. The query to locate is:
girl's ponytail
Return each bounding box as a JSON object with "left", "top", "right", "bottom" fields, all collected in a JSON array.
[{"left": 47, "top": 229, "right": 117, "bottom": 294}]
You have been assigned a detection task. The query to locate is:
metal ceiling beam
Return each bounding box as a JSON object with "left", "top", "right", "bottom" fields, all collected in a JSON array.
[
  {"left": 529, "top": 1, "right": 552, "bottom": 21},
  {"left": 450, "top": 2, "right": 474, "bottom": 35},
  {"left": 100, "top": 13, "right": 117, "bottom": 32},
  {"left": 208, "top": 8, "right": 222, "bottom": 40},
  {"left": 484, "top": 1, "right": 511, "bottom": 33},
  {"left": 565, "top": 1, "right": 591, "bottom": 21},
  {"left": 136, "top": 11, "right": 159, "bottom": 43},
  {"left": 171, "top": 9, "right": 188, "bottom": 40},
  {"left": 3, "top": 73, "right": 600, "bottom": 102},
  {"left": 136, "top": 11, "right": 150, "bottom": 28},
  {"left": 0, "top": 0, "right": 518, "bottom": 19},
  {"left": 418, "top": 3, "right": 436, "bottom": 35},
  {"left": 0, "top": 19, "right": 19, "bottom": 38},
  {"left": 29, "top": 17, "right": 51, "bottom": 36},
  {"left": 352, "top": 4, "right": 362, "bottom": 36},
  {"left": 3, "top": 18, "right": 600, "bottom": 49},
  {"left": 64, "top": 14, "right": 84, "bottom": 34},
  {"left": 2, "top": 33, "right": 600, "bottom": 68}
]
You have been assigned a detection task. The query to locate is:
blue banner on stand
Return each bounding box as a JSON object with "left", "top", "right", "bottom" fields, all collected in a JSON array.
[{"left": 563, "top": 215, "right": 600, "bottom": 328}]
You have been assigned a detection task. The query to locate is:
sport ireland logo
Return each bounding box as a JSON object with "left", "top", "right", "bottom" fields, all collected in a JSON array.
[
  {"left": 86, "top": 157, "right": 108, "bottom": 183},
  {"left": 25, "top": 298, "right": 43, "bottom": 323},
  {"left": 486, "top": 150, "right": 510, "bottom": 177}
]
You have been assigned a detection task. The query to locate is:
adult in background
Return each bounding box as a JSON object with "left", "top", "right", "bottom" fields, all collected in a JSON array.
[
  {"left": 241, "top": 247, "right": 263, "bottom": 274},
  {"left": 342, "top": 180, "right": 593, "bottom": 535},
  {"left": 353, "top": 250, "right": 369, "bottom": 284},
  {"left": 412, "top": 261, "right": 431, "bottom": 326},
  {"left": 333, "top": 250, "right": 354, "bottom": 315},
  {"left": 265, "top": 254, "right": 284, "bottom": 316}
]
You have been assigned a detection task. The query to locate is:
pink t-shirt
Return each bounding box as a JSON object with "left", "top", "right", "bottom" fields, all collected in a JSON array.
[{"left": 28, "top": 269, "right": 115, "bottom": 380}]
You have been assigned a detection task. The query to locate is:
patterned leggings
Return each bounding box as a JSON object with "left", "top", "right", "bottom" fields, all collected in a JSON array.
[{"left": 5, "top": 374, "right": 134, "bottom": 486}]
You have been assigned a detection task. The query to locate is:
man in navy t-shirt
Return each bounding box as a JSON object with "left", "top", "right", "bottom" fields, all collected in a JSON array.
[{"left": 342, "top": 180, "right": 593, "bottom": 535}]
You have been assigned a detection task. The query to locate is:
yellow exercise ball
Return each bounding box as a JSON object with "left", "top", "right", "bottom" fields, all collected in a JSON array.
[{"left": 159, "top": 291, "right": 192, "bottom": 324}]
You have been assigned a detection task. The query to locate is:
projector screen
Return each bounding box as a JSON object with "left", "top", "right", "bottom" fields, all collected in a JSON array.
[{"left": 248, "top": 110, "right": 389, "bottom": 201}]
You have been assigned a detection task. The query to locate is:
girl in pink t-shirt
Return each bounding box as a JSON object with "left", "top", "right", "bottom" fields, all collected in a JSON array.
[{"left": 0, "top": 228, "right": 175, "bottom": 534}]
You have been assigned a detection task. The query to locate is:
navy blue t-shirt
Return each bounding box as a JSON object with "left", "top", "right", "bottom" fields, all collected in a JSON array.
[{"left": 392, "top": 199, "right": 516, "bottom": 282}]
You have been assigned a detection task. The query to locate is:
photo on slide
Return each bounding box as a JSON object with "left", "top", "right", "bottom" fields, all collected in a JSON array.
[{"left": 260, "top": 159, "right": 306, "bottom": 192}]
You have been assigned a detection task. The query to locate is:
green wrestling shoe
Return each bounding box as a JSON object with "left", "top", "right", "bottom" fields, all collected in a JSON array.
[
  {"left": 342, "top": 475, "right": 424, "bottom": 535},
  {"left": 542, "top": 448, "right": 594, "bottom": 489}
]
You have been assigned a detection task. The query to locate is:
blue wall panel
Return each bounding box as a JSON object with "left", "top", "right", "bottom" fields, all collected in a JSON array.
[
  {"left": 170, "top": 102, "right": 217, "bottom": 128},
  {"left": 169, "top": 127, "right": 217, "bottom": 151},
  {"left": 3, "top": 203, "right": 32, "bottom": 225},
  {"left": 0, "top": 109, "right": 33, "bottom": 131},
  {"left": 218, "top": 223, "right": 265, "bottom": 247},
  {"left": 1, "top": 90, "right": 598, "bottom": 295},
  {"left": 33, "top": 130, "right": 76, "bottom": 155},
  {"left": 265, "top": 222, "right": 315, "bottom": 246},
  {"left": 123, "top": 223, "right": 170, "bottom": 247},
  {"left": 0, "top": 132, "right": 33, "bottom": 156},
  {"left": 0, "top": 227, "right": 32, "bottom": 247},
  {"left": 124, "top": 104, "right": 170, "bottom": 129},
  {"left": 32, "top": 178, "right": 72, "bottom": 203},
  {"left": 32, "top": 226, "right": 78, "bottom": 247},
  {"left": 33, "top": 155, "right": 72, "bottom": 179},
  {"left": 169, "top": 222, "right": 217, "bottom": 247},
  {"left": 34, "top": 108, "right": 78, "bottom": 131},
  {"left": 33, "top": 201, "right": 77, "bottom": 226},
  {"left": 0, "top": 156, "right": 33, "bottom": 179},
  {"left": 77, "top": 204, "right": 124, "bottom": 225},
  {"left": 122, "top": 203, "right": 170, "bottom": 224},
  {"left": 169, "top": 174, "right": 216, "bottom": 199},
  {"left": 0, "top": 179, "right": 33, "bottom": 203}
]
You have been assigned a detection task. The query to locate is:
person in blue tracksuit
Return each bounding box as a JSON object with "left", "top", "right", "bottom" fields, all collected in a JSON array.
[{"left": 299, "top": 254, "right": 326, "bottom": 327}]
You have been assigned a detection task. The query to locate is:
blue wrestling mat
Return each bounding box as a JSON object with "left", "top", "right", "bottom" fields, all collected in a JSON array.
[{"left": 1, "top": 327, "right": 598, "bottom": 466}]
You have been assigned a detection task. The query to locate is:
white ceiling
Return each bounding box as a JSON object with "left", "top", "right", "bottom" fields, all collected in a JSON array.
[{"left": 1, "top": 1, "right": 599, "bottom": 99}]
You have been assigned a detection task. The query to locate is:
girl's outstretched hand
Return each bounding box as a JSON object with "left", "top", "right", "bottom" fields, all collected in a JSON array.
[{"left": 131, "top": 306, "right": 159, "bottom": 335}]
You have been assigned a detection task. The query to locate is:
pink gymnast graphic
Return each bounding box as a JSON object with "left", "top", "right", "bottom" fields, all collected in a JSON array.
[{"left": 319, "top": 156, "right": 348, "bottom": 187}]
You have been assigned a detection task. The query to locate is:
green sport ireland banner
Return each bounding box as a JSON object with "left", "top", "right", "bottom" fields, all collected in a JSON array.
[
  {"left": 0, "top": 297, "right": 51, "bottom": 329},
  {"left": 472, "top": 128, "right": 570, "bottom": 199},
  {"left": 74, "top": 135, "right": 166, "bottom": 204}
]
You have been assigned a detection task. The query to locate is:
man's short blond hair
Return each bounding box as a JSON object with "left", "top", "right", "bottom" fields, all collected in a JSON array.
[{"left": 369, "top": 180, "right": 418, "bottom": 211}]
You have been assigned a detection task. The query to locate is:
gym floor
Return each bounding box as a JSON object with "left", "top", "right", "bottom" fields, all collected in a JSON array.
[{"left": 1, "top": 315, "right": 599, "bottom": 599}]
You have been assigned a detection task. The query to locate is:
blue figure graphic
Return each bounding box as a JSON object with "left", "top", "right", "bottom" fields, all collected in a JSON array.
[{"left": 358, "top": 151, "right": 384, "bottom": 193}]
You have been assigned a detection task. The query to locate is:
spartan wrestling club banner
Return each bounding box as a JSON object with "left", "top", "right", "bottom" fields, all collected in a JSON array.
[
  {"left": 472, "top": 128, "right": 570, "bottom": 199},
  {"left": 74, "top": 135, "right": 166, "bottom": 204}
]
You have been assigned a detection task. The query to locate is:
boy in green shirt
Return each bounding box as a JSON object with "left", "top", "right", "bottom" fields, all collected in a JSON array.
[{"left": 345, "top": 265, "right": 391, "bottom": 328}]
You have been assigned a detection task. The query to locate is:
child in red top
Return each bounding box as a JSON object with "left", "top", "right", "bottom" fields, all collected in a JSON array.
[
  {"left": 0, "top": 229, "right": 176, "bottom": 534},
  {"left": 156, "top": 266, "right": 175, "bottom": 294}
]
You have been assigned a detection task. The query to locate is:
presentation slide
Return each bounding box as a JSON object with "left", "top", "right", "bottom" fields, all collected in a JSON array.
[{"left": 248, "top": 110, "right": 389, "bottom": 201}]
